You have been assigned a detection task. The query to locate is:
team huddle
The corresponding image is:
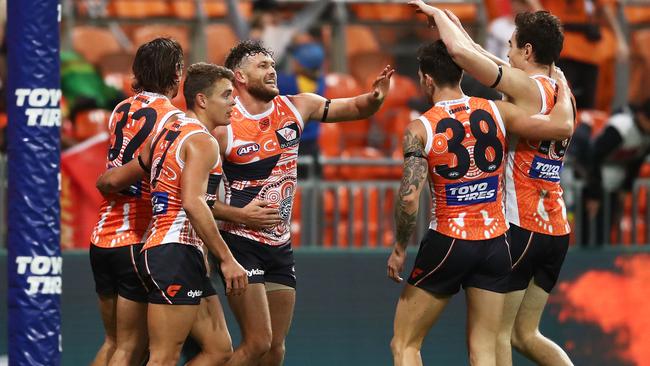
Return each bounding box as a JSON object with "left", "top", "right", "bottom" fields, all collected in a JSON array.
[{"left": 89, "top": 1, "right": 576, "bottom": 366}]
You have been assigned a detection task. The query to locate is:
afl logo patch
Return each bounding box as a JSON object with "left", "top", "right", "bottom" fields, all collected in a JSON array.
[
  {"left": 275, "top": 122, "right": 300, "bottom": 149},
  {"left": 259, "top": 118, "right": 270, "bottom": 131},
  {"left": 237, "top": 143, "right": 260, "bottom": 156}
]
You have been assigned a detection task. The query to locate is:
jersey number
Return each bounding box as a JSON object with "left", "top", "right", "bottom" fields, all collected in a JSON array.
[
  {"left": 151, "top": 128, "right": 182, "bottom": 188},
  {"left": 434, "top": 109, "right": 503, "bottom": 180},
  {"left": 108, "top": 103, "right": 158, "bottom": 163}
]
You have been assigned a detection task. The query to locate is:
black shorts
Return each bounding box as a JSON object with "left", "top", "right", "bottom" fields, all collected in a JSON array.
[
  {"left": 407, "top": 230, "right": 512, "bottom": 295},
  {"left": 89, "top": 243, "right": 148, "bottom": 303},
  {"left": 219, "top": 232, "right": 296, "bottom": 288},
  {"left": 138, "top": 243, "right": 214, "bottom": 305},
  {"left": 499, "top": 224, "right": 569, "bottom": 293}
]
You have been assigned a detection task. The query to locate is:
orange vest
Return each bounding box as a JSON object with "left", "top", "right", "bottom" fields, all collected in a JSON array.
[
  {"left": 504, "top": 75, "right": 572, "bottom": 235},
  {"left": 220, "top": 96, "right": 304, "bottom": 246},
  {"left": 91, "top": 92, "right": 181, "bottom": 248},
  {"left": 420, "top": 96, "right": 508, "bottom": 240},
  {"left": 143, "top": 116, "right": 223, "bottom": 251}
]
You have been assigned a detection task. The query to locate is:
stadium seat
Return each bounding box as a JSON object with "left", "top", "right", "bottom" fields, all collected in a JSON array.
[
  {"left": 349, "top": 51, "right": 394, "bottom": 90},
  {"left": 291, "top": 187, "right": 302, "bottom": 247},
  {"left": 624, "top": 3, "right": 650, "bottom": 24},
  {"left": 576, "top": 109, "right": 609, "bottom": 137},
  {"left": 345, "top": 25, "right": 380, "bottom": 57},
  {"left": 349, "top": 4, "right": 416, "bottom": 21},
  {"left": 318, "top": 123, "right": 342, "bottom": 180},
  {"left": 171, "top": 78, "right": 187, "bottom": 111},
  {"left": 339, "top": 147, "right": 391, "bottom": 180},
  {"left": 72, "top": 26, "right": 122, "bottom": 65},
  {"left": 107, "top": 0, "right": 171, "bottom": 18},
  {"left": 324, "top": 73, "right": 362, "bottom": 100},
  {"left": 629, "top": 30, "right": 650, "bottom": 104},
  {"left": 132, "top": 25, "right": 191, "bottom": 55},
  {"left": 74, "top": 109, "right": 111, "bottom": 141},
  {"left": 97, "top": 51, "right": 135, "bottom": 96},
  {"left": 205, "top": 24, "right": 239, "bottom": 64}
]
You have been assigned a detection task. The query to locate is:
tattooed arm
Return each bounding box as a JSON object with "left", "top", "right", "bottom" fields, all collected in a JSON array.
[{"left": 387, "top": 120, "right": 429, "bottom": 283}]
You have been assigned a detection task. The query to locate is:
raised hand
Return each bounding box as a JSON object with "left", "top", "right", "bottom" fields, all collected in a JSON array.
[{"left": 371, "top": 65, "right": 396, "bottom": 101}]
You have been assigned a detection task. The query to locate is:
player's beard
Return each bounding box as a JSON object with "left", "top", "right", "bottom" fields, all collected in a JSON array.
[{"left": 248, "top": 79, "right": 279, "bottom": 103}]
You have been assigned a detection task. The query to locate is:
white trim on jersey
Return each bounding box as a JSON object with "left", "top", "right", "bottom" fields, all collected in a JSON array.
[
  {"left": 162, "top": 209, "right": 186, "bottom": 244},
  {"left": 175, "top": 130, "right": 213, "bottom": 168},
  {"left": 532, "top": 78, "right": 548, "bottom": 115},
  {"left": 434, "top": 95, "right": 470, "bottom": 108},
  {"left": 235, "top": 96, "right": 275, "bottom": 119},
  {"left": 487, "top": 100, "right": 507, "bottom": 138},
  {"left": 155, "top": 109, "right": 184, "bottom": 135},
  {"left": 141, "top": 91, "right": 170, "bottom": 101},
  {"left": 225, "top": 124, "right": 234, "bottom": 157},
  {"left": 504, "top": 136, "right": 520, "bottom": 226},
  {"left": 280, "top": 95, "right": 305, "bottom": 130},
  {"left": 418, "top": 116, "right": 434, "bottom": 155},
  {"left": 429, "top": 189, "right": 438, "bottom": 232}
]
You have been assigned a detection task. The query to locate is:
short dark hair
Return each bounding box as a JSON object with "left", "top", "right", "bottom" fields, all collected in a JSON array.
[
  {"left": 514, "top": 11, "right": 564, "bottom": 65},
  {"left": 183, "top": 62, "right": 234, "bottom": 110},
  {"left": 132, "top": 37, "right": 184, "bottom": 94},
  {"left": 224, "top": 40, "right": 273, "bottom": 70},
  {"left": 417, "top": 41, "right": 463, "bottom": 87}
]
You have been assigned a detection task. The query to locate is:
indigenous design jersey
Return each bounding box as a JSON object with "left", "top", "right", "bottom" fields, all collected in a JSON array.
[
  {"left": 420, "top": 96, "right": 508, "bottom": 240},
  {"left": 91, "top": 92, "right": 182, "bottom": 248},
  {"left": 221, "top": 96, "right": 304, "bottom": 246},
  {"left": 143, "top": 116, "right": 223, "bottom": 251},
  {"left": 505, "top": 75, "right": 572, "bottom": 235}
]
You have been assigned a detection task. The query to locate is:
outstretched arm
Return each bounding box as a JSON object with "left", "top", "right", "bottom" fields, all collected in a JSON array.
[
  {"left": 387, "top": 120, "right": 429, "bottom": 283},
  {"left": 289, "top": 66, "right": 395, "bottom": 123}
]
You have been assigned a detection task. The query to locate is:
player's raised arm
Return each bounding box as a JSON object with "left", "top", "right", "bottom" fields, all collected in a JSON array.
[
  {"left": 409, "top": 0, "right": 537, "bottom": 102},
  {"left": 180, "top": 133, "right": 248, "bottom": 295},
  {"left": 289, "top": 65, "right": 395, "bottom": 123},
  {"left": 497, "top": 78, "right": 575, "bottom": 140},
  {"left": 387, "top": 120, "right": 428, "bottom": 283}
]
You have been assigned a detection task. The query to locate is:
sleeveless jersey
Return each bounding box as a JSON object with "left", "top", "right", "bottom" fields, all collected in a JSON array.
[
  {"left": 504, "top": 75, "right": 572, "bottom": 235},
  {"left": 420, "top": 96, "right": 508, "bottom": 240},
  {"left": 143, "top": 116, "right": 223, "bottom": 251},
  {"left": 220, "top": 96, "right": 305, "bottom": 246},
  {"left": 91, "top": 92, "right": 181, "bottom": 248}
]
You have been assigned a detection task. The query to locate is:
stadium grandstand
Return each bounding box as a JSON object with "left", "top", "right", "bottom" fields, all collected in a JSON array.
[{"left": 2, "top": 0, "right": 650, "bottom": 365}]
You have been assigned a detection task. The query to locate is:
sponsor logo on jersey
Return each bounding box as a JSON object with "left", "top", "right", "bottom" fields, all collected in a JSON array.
[
  {"left": 237, "top": 143, "right": 260, "bottom": 156},
  {"left": 152, "top": 191, "right": 169, "bottom": 215},
  {"left": 529, "top": 156, "right": 562, "bottom": 182},
  {"left": 15, "top": 256, "right": 62, "bottom": 295},
  {"left": 259, "top": 118, "right": 271, "bottom": 131},
  {"left": 275, "top": 122, "right": 300, "bottom": 149},
  {"left": 445, "top": 176, "right": 498, "bottom": 206}
]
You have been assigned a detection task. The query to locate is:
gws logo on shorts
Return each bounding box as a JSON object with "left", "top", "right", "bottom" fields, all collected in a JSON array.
[
  {"left": 15, "top": 88, "right": 61, "bottom": 127},
  {"left": 166, "top": 284, "right": 182, "bottom": 297},
  {"left": 237, "top": 143, "right": 260, "bottom": 156},
  {"left": 275, "top": 123, "right": 300, "bottom": 149},
  {"left": 529, "top": 156, "right": 562, "bottom": 182},
  {"left": 152, "top": 191, "right": 169, "bottom": 215},
  {"left": 246, "top": 268, "right": 265, "bottom": 277},
  {"left": 15, "top": 256, "right": 62, "bottom": 295},
  {"left": 445, "top": 176, "right": 498, "bottom": 206},
  {"left": 187, "top": 290, "right": 203, "bottom": 298}
]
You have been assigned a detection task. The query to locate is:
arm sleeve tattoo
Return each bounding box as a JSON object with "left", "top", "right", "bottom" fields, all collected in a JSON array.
[{"left": 395, "top": 128, "right": 428, "bottom": 248}]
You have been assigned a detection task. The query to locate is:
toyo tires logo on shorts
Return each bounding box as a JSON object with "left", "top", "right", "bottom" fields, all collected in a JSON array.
[
  {"left": 15, "top": 256, "right": 62, "bottom": 295},
  {"left": 15, "top": 88, "right": 61, "bottom": 127}
]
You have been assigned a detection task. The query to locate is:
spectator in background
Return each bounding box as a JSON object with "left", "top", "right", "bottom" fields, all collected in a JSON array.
[
  {"left": 576, "top": 99, "right": 650, "bottom": 244},
  {"left": 541, "top": 0, "right": 629, "bottom": 109},
  {"left": 278, "top": 41, "right": 326, "bottom": 177},
  {"left": 486, "top": 0, "right": 542, "bottom": 61}
]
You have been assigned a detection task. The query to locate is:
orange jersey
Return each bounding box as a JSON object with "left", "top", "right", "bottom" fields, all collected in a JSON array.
[
  {"left": 421, "top": 96, "right": 508, "bottom": 240},
  {"left": 504, "top": 75, "right": 572, "bottom": 235},
  {"left": 143, "top": 116, "right": 223, "bottom": 251},
  {"left": 220, "top": 96, "right": 304, "bottom": 246},
  {"left": 91, "top": 92, "right": 182, "bottom": 248}
]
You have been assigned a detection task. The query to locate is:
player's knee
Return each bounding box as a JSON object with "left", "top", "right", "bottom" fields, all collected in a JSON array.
[
  {"left": 390, "top": 337, "right": 420, "bottom": 357},
  {"left": 266, "top": 342, "right": 286, "bottom": 362},
  {"left": 511, "top": 325, "right": 536, "bottom": 352},
  {"left": 240, "top": 336, "right": 272, "bottom": 359},
  {"left": 496, "top": 329, "right": 513, "bottom": 348}
]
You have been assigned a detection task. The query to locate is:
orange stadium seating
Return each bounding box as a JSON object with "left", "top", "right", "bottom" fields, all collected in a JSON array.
[
  {"left": 72, "top": 26, "right": 122, "bottom": 65},
  {"left": 132, "top": 25, "right": 191, "bottom": 56}
]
